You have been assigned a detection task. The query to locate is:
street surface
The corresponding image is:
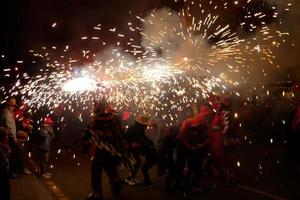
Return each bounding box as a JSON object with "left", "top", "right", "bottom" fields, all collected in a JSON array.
[{"left": 40, "top": 144, "right": 299, "bottom": 200}]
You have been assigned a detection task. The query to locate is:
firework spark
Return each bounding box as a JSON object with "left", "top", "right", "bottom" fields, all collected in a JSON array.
[{"left": 2, "top": 0, "right": 292, "bottom": 126}]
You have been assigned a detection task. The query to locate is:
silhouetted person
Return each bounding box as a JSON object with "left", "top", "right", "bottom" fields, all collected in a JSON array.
[
  {"left": 37, "top": 117, "right": 55, "bottom": 179},
  {"left": 0, "top": 127, "right": 11, "bottom": 200},
  {"left": 85, "top": 101, "right": 127, "bottom": 200},
  {"left": 1, "top": 97, "right": 22, "bottom": 178},
  {"left": 176, "top": 105, "right": 212, "bottom": 194},
  {"left": 125, "top": 115, "right": 158, "bottom": 187},
  {"left": 209, "top": 97, "right": 237, "bottom": 183}
]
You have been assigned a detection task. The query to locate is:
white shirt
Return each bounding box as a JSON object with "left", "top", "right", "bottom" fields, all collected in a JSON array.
[{"left": 1, "top": 108, "right": 16, "bottom": 139}]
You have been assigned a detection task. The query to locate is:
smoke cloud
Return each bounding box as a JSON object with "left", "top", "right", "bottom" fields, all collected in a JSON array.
[
  {"left": 270, "top": 0, "right": 300, "bottom": 80},
  {"left": 140, "top": 1, "right": 299, "bottom": 88}
]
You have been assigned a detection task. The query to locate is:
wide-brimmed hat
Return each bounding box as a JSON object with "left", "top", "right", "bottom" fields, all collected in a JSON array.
[{"left": 136, "top": 115, "right": 150, "bottom": 126}]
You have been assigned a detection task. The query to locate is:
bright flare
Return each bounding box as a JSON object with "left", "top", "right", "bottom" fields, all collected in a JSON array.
[{"left": 63, "top": 77, "right": 97, "bottom": 92}]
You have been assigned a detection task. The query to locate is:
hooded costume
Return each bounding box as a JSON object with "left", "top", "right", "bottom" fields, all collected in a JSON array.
[
  {"left": 176, "top": 105, "right": 212, "bottom": 192},
  {"left": 86, "top": 101, "right": 128, "bottom": 200}
]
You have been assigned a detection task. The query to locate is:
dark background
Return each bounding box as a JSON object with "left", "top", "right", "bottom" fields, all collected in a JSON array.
[
  {"left": 0, "top": 0, "right": 181, "bottom": 61},
  {"left": 0, "top": 0, "right": 277, "bottom": 61},
  {"left": 1, "top": 0, "right": 298, "bottom": 87}
]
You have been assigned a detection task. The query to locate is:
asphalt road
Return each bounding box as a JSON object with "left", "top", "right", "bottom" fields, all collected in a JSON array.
[{"left": 45, "top": 144, "right": 299, "bottom": 200}]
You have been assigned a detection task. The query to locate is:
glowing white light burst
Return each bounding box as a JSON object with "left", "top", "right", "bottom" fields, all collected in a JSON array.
[{"left": 63, "top": 77, "right": 97, "bottom": 92}]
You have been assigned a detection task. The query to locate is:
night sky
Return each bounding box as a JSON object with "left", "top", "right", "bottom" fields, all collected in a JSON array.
[
  {"left": 0, "top": 0, "right": 299, "bottom": 79},
  {"left": 0, "top": 0, "right": 180, "bottom": 61},
  {"left": 0, "top": 1, "right": 274, "bottom": 57}
]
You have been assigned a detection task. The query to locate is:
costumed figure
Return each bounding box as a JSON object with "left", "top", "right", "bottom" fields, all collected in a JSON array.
[
  {"left": 176, "top": 105, "right": 212, "bottom": 194},
  {"left": 124, "top": 115, "right": 158, "bottom": 187},
  {"left": 209, "top": 96, "right": 237, "bottom": 183},
  {"left": 85, "top": 101, "right": 130, "bottom": 200}
]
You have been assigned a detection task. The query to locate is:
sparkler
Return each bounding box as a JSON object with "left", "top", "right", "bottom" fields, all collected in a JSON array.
[{"left": 1, "top": 0, "right": 292, "bottom": 126}]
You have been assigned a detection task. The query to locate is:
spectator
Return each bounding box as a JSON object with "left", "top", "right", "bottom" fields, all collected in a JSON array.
[
  {"left": 0, "top": 127, "right": 11, "bottom": 200},
  {"left": 15, "top": 112, "right": 33, "bottom": 175},
  {"left": 1, "top": 97, "right": 30, "bottom": 177},
  {"left": 37, "top": 117, "right": 55, "bottom": 179}
]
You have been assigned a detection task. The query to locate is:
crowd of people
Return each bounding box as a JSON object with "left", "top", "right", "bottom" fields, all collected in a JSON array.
[
  {"left": 1, "top": 95, "right": 300, "bottom": 200},
  {"left": 0, "top": 97, "right": 56, "bottom": 199},
  {"left": 83, "top": 96, "right": 246, "bottom": 200}
]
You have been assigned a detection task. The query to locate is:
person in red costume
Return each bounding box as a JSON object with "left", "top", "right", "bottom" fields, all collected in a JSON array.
[
  {"left": 85, "top": 101, "right": 128, "bottom": 200},
  {"left": 176, "top": 104, "right": 213, "bottom": 193},
  {"left": 209, "top": 96, "right": 237, "bottom": 183}
]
